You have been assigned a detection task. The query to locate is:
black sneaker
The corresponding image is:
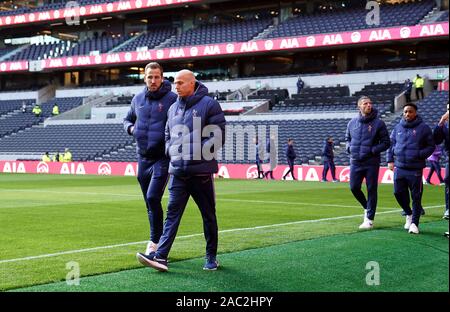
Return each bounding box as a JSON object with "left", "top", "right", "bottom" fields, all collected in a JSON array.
[
  {"left": 203, "top": 255, "right": 219, "bottom": 271},
  {"left": 136, "top": 252, "right": 168, "bottom": 272}
]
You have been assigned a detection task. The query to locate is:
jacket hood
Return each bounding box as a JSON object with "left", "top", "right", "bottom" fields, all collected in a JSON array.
[
  {"left": 179, "top": 81, "right": 209, "bottom": 108},
  {"left": 400, "top": 115, "right": 423, "bottom": 129},
  {"left": 359, "top": 108, "right": 378, "bottom": 123},
  {"left": 145, "top": 79, "right": 173, "bottom": 100}
]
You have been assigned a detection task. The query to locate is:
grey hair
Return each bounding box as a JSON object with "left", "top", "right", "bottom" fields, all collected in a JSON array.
[{"left": 357, "top": 96, "right": 371, "bottom": 105}]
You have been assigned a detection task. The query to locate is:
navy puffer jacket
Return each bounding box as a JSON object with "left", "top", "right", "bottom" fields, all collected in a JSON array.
[
  {"left": 322, "top": 140, "right": 334, "bottom": 161},
  {"left": 386, "top": 116, "right": 435, "bottom": 170},
  {"left": 286, "top": 144, "right": 296, "bottom": 161},
  {"left": 165, "top": 81, "right": 226, "bottom": 176},
  {"left": 345, "top": 108, "right": 390, "bottom": 166},
  {"left": 123, "top": 80, "right": 177, "bottom": 159},
  {"left": 433, "top": 123, "right": 449, "bottom": 156}
]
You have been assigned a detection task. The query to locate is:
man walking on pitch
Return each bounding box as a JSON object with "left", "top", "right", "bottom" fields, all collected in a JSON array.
[
  {"left": 283, "top": 138, "right": 297, "bottom": 180},
  {"left": 136, "top": 69, "right": 226, "bottom": 271},
  {"left": 264, "top": 135, "right": 277, "bottom": 180},
  {"left": 432, "top": 106, "right": 449, "bottom": 223},
  {"left": 321, "top": 136, "right": 338, "bottom": 182},
  {"left": 345, "top": 96, "right": 390, "bottom": 229},
  {"left": 387, "top": 103, "right": 435, "bottom": 234},
  {"left": 124, "top": 62, "right": 177, "bottom": 256}
]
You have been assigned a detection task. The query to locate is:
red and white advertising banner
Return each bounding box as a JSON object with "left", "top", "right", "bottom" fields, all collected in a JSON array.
[
  {"left": 0, "top": 60, "right": 28, "bottom": 73},
  {"left": 438, "top": 80, "right": 449, "bottom": 91},
  {"left": 0, "top": 0, "right": 200, "bottom": 28},
  {"left": 0, "top": 160, "right": 446, "bottom": 185},
  {"left": 37, "top": 22, "right": 449, "bottom": 71},
  {"left": 0, "top": 22, "right": 448, "bottom": 73},
  {"left": 0, "top": 160, "right": 139, "bottom": 176}
]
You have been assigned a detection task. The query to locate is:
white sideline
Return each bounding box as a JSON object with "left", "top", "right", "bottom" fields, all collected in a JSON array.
[
  {"left": 0, "top": 188, "right": 394, "bottom": 209},
  {"left": 0, "top": 205, "right": 444, "bottom": 265}
]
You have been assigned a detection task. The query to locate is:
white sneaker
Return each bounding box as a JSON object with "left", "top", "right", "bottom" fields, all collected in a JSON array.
[
  {"left": 408, "top": 223, "right": 419, "bottom": 234},
  {"left": 443, "top": 210, "right": 449, "bottom": 220},
  {"left": 359, "top": 218, "right": 373, "bottom": 230},
  {"left": 404, "top": 215, "right": 413, "bottom": 230},
  {"left": 145, "top": 241, "right": 158, "bottom": 255}
]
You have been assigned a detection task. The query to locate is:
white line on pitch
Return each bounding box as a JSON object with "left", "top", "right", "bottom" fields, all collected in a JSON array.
[
  {"left": 0, "top": 188, "right": 397, "bottom": 210},
  {"left": 0, "top": 205, "right": 444, "bottom": 265}
]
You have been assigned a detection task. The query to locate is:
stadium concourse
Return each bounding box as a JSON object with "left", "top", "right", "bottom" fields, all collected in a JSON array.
[{"left": 0, "top": 0, "right": 448, "bottom": 297}]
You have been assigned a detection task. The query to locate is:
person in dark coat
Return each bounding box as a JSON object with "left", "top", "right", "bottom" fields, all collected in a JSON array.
[
  {"left": 345, "top": 96, "right": 390, "bottom": 230},
  {"left": 403, "top": 79, "right": 413, "bottom": 102},
  {"left": 283, "top": 138, "right": 297, "bottom": 180},
  {"left": 322, "top": 136, "right": 338, "bottom": 182},
  {"left": 254, "top": 136, "right": 264, "bottom": 179},
  {"left": 264, "top": 135, "right": 277, "bottom": 180},
  {"left": 136, "top": 69, "right": 226, "bottom": 272},
  {"left": 124, "top": 62, "right": 177, "bottom": 256},
  {"left": 296, "top": 76, "right": 304, "bottom": 94},
  {"left": 387, "top": 103, "right": 435, "bottom": 234},
  {"left": 433, "top": 106, "right": 449, "bottom": 222}
]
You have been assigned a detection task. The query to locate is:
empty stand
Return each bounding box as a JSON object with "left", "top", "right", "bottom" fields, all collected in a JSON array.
[
  {"left": 60, "top": 35, "right": 129, "bottom": 57},
  {"left": 6, "top": 41, "right": 70, "bottom": 61},
  {"left": 266, "top": 0, "right": 435, "bottom": 39},
  {"left": 0, "top": 99, "right": 34, "bottom": 116},
  {"left": 273, "top": 83, "right": 402, "bottom": 115},
  {"left": 247, "top": 89, "right": 289, "bottom": 107},
  {"left": 0, "top": 97, "right": 83, "bottom": 137},
  {"left": 0, "top": 123, "right": 132, "bottom": 161},
  {"left": 166, "top": 18, "right": 272, "bottom": 48},
  {"left": 115, "top": 28, "right": 176, "bottom": 52}
]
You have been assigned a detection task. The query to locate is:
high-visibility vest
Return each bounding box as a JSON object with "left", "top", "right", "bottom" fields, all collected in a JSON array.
[
  {"left": 414, "top": 77, "right": 424, "bottom": 88},
  {"left": 52, "top": 105, "right": 59, "bottom": 115},
  {"left": 32, "top": 106, "right": 41, "bottom": 115},
  {"left": 42, "top": 155, "right": 51, "bottom": 162},
  {"left": 63, "top": 152, "right": 72, "bottom": 162}
]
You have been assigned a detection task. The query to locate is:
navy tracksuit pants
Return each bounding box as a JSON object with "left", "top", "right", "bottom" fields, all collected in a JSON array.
[
  {"left": 256, "top": 159, "right": 263, "bottom": 178},
  {"left": 445, "top": 163, "right": 449, "bottom": 212},
  {"left": 137, "top": 157, "right": 169, "bottom": 244},
  {"left": 284, "top": 159, "right": 296, "bottom": 179},
  {"left": 393, "top": 168, "right": 424, "bottom": 226},
  {"left": 426, "top": 161, "right": 444, "bottom": 183},
  {"left": 155, "top": 174, "right": 218, "bottom": 260},
  {"left": 322, "top": 159, "right": 336, "bottom": 181},
  {"left": 350, "top": 164, "right": 379, "bottom": 220}
]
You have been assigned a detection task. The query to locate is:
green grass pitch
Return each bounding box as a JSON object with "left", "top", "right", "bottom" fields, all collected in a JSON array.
[{"left": 0, "top": 173, "right": 448, "bottom": 292}]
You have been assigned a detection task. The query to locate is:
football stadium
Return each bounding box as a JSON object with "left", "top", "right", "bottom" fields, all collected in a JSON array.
[{"left": 0, "top": 0, "right": 448, "bottom": 299}]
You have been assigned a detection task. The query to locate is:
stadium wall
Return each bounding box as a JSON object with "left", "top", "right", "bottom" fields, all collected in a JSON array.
[{"left": 0, "top": 160, "right": 445, "bottom": 185}]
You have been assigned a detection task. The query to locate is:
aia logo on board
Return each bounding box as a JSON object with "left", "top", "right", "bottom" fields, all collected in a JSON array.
[
  {"left": 36, "top": 162, "right": 49, "bottom": 174},
  {"left": 97, "top": 162, "right": 112, "bottom": 175},
  {"left": 339, "top": 166, "right": 351, "bottom": 182},
  {"left": 351, "top": 32, "right": 362, "bottom": 43},
  {"left": 246, "top": 165, "right": 259, "bottom": 179},
  {"left": 400, "top": 27, "right": 411, "bottom": 39}
]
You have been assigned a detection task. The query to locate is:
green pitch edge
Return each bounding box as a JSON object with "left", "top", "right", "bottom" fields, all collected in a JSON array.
[{"left": 15, "top": 221, "right": 449, "bottom": 292}]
